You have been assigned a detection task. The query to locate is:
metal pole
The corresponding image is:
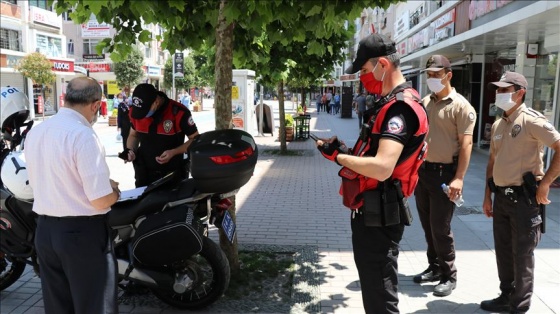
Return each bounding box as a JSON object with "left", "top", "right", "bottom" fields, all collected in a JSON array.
[
  {"left": 172, "top": 53, "right": 176, "bottom": 101},
  {"left": 259, "top": 84, "right": 264, "bottom": 136}
]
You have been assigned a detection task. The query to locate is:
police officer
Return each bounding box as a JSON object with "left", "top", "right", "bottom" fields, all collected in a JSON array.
[
  {"left": 412, "top": 55, "right": 477, "bottom": 296},
  {"left": 124, "top": 83, "right": 199, "bottom": 187},
  {"left": 317, "top": 34, "right": 428, "bottom": 314},
  {"left": 481, "top": 71, "right": 560, "bottom": 313}
]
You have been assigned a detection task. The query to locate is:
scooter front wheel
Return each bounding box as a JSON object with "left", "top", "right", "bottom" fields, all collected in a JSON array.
[
  {"left": 151, "top": 237, "right": 230, "bottom": 309},
  {"left": 0, "top": 252, "right": 26, "bottom": 291}
]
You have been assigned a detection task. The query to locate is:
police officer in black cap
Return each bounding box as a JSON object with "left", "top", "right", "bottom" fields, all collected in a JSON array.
[{"left": 123, "top": 83, "right": 199, "bottom": 187}]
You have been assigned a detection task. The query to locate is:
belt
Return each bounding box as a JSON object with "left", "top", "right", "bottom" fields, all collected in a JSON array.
[
  {"left": 421, "top": 161, "right": 455, "bottom": 172},
  {"left": 38, "top": 214, "right": 106, "bottom": 221}
]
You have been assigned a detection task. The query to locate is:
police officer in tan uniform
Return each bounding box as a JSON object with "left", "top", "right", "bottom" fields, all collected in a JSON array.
[
  {"left": 481, "top": 71, "right": 560, "bottom": 313},
  {"left": 413, "top": 55, "right": 477, "bottom": 296}
]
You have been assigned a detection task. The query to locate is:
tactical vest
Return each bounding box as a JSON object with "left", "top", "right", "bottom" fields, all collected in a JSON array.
[{"left": 338, "top": 88, "right": 429, "bottom": 209}]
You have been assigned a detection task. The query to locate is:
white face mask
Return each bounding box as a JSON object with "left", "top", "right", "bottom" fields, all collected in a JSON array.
[
  {"left": 495, "top": 92, "right": 517, "bottom": 112},
  {"left": 426, "top": 76, "right": 446, "bottom": 93}
]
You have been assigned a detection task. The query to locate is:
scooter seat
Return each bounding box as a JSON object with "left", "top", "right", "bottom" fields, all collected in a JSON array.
[{"left": 108, "top": 178, "right": 198, "bottom": 226}]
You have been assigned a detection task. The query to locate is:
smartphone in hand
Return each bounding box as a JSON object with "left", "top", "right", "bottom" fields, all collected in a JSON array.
[{"left": 118, "top": 149, "right": 130, "bottom": 161}]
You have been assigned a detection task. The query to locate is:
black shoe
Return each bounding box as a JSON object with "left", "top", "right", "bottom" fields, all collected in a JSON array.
[
  {"left": 433, "top": 279, "right": 456, "bottom": 297},
  {"left": 413, "top": 268, "right": 441, "bottom": 283},
  {"left": 480, "top": 294, "right": 510, "bottom": 312}
]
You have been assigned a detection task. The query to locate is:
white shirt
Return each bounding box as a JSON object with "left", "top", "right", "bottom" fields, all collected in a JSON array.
[{"left": 25, "top": 108, "right": 113, "bottom": 216}]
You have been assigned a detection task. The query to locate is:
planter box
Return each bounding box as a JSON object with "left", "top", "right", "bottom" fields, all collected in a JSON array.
[{"left": 108, "top": 116, "right": 117, "bottom": 126}]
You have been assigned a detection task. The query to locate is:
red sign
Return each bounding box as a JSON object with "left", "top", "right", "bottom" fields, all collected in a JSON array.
[
  {"left": 37, "top": 95, "right": 44, "bottom": 114},
  {"left": 83, "top": 63, "right": 111, "bottom": 72},
  {"left": 50, "top": 59, "right": 74, "bottom": 72}
]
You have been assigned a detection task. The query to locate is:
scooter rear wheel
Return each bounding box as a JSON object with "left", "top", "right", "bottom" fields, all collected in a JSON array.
[
  {"left": 151, "top": 237, "right": 230, "bottom": 309},
  {"left": 0, "top": 253, "right": 26, "bottom": 291}
]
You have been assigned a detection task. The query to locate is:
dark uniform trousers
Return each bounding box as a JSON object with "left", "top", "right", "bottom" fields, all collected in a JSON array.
[
  {"left": 35, "top": 215, "right": 118, "bottom": 314},
  {"left": 351, "top": 211, "right": 405, "bottom": 314},
  {"left": 493, "top": 190, "right": 541, "bottom": 312},
  {"left": 414, "top": 165, "right": 457, "bottom": 282}
]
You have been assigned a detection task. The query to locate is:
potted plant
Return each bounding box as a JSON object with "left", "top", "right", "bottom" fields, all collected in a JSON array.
[{"left": 285, "top": 114, "right": 294, "bottom": 141}]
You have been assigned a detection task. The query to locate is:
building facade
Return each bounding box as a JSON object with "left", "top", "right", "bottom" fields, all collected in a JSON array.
[{"left": 345, "top": 0, "right": 560, "bottom": 167}]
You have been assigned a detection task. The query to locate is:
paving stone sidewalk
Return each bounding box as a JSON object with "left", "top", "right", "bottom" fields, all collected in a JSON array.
[{"left": 1, "top": 104, "right": 558, "bottom": 313}]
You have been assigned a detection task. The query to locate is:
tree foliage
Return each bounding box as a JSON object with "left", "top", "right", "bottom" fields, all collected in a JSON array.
[
  {"left": 113, "top": 47, "right": 144, "bottom": 94},
  {"left": 15, "top": 52, "right": 55, "bottom": 86}
]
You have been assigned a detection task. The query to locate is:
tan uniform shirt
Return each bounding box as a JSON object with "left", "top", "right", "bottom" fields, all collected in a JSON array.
[
  {"left": 422, "top": 88, "right": 477, "bottom": 163},
  {"left": 491, "top": 104, "right": 560, "bottom": 186}
]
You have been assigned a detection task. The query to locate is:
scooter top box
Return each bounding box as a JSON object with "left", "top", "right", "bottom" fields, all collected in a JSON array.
[{"left": 189, "top": 129, "right": 258, "bottom": 193}]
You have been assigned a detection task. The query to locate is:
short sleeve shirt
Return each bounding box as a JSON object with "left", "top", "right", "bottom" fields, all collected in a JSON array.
[
  {"left": 25, "top": 108, "right": 113, "bottom": 216},
  {"left": 491, "top": 104, "right": 560, "bottom": 186},
  {"left": 422, "top": 88, "right": 476, "bottom": 163}
]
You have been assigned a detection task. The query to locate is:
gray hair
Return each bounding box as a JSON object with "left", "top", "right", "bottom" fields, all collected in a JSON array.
[
  {"left": 369, "top": 52, "right": 401, "bottom": 68},
  {"left": 64, "top": 77, "right": 102, "bottom": 106}
]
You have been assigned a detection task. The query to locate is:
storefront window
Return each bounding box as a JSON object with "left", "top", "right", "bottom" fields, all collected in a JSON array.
[
  {"left": 33, "top": 84, "right": 56, "bottom": 116},
  {"left": 533, "top": 53, "right": 557, "bottom": 122}
]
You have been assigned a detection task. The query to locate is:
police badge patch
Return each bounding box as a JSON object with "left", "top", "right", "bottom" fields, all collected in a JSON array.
[
  {"left": 468, "top": 112, "right": 475, "bottom": 121},
  {"left": 163, "top": 120, "right": 173, "bottom": 133},
  {"left": 511, "top": 124, "right": 521, "bottom": 138},
  {"left": 387, "top": 116, "right": 404, "bottom": 134}
]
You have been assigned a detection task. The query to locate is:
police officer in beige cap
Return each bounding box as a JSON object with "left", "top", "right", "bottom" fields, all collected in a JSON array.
[
  {"left": 413, "top": 55, "right": 477, "bottom": 297},
  {"left": 481, "top": 71, "right": 560, "bottom": 313}
]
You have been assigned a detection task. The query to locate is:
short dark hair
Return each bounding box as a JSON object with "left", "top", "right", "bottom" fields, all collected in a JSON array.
[
  {"left": 514, "top": 85, "right": 526, "bottom": 103},
  {"left": 65, "top": 78, "right": 101, "bottom": 106}
]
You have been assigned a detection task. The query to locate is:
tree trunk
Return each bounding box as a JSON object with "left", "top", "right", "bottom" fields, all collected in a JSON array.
[
  {"left": 278, "top": 80, "right": 287, "bottom": 154},
  {"left": 214, "top": 0, "right": 234, "bottom": 131},
  {"left": 214, "top": 0, "right": 240, "bottom": 274}
]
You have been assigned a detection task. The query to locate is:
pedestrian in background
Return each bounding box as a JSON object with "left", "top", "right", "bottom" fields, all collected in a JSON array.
[
  {"left": 354, "top": 91, "right": 367, "bottom": 129},
  {"left": 413, "top": 55, "right": 477, "bottom": 297},
  {"left": 117, "top": 94, "right": 131, "bottom": 151},
  {"left": 25, "top": 77, "right": 120, "bottom": 314},
  {"left": 333, "top": 91, "right": 341, "bottom": 115},
  {"left": 124, "top": 83, "right": 199, "bottom": 187},
  {"left": 481, "top": 71, "right": 560, "bottom": 314},
  {"left": 317, "top": 33, "right": 428, "bottom": 314}
]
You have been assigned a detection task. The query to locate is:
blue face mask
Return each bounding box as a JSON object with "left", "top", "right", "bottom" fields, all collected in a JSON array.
[{"left": 145, "top": 110, "right": 156, "bottom": 118}]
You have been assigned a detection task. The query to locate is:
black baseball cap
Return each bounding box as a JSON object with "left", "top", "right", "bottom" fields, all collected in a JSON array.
[
  {"left": 345, "top": 34, "right": 397, "bottom": 74},
  {"left": 425, "top": 55, "right": 451, "bottom": 72},
  {"left": 130, "top": 83, "right": 157, "bottom": 119},
  {"left": 489, "top": 71, "right": 528, "bottom": 89}
]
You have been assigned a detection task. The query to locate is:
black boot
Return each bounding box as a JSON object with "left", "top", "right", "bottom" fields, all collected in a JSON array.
[
  {"left": 413, "top": 267, "right": 441, "bottom": 283},
  {"left": 480, "top": 293, "right": 510, "bottom": 312}
]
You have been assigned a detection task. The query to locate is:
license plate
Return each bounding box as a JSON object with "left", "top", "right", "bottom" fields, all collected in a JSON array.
[{"left": 221, "top": 211, "right": 236, "bottom": 244}]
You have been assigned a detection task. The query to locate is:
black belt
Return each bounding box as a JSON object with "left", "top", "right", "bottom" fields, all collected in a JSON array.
[
  {"left": 421, "top": 161, "right": 455, "bottom": 172},
  {"left": 39, "top": 214, "right": 106, "bottom": 221}
]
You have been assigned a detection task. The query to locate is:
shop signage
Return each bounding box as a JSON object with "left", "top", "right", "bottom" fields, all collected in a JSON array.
[
  {"left": 174, "top": 53, "right": 184, "bottom": 78},
  {"left": 37, "top": 95, "right": 44, "bottom": 114},
  {"left": 107, "top": 81, "right": 119, "bottom": 95},
  {"left": 83, "top": 54, "right": 105, "bottom": 60},
  {"left": 3, "top": 55, "right": 22, "bottom": 68},
  {"left": 469, "top": 0, "right": 512, "bottom": 21},
  {"left": 340, "top": 74, "right": 358, "bottom": 81},
  {"left": 36, "top": 34, "right": 62, "bottom": 58},
  {"left": 81, "top": 20, "right": 111, "bottom": 38},
  {"left": 430, "top": 8, "right": 455, "bottom": 44},
  {"left": 434, "top": 8, "right": 455, "bottom": 29},
  {"left": 30, "top": 6, "right": 61, "bottom": 28},
  {"left": 50, "top": 59, "right": 74, "bottom": 72},
  {"left": 77, "top": 62, "right": 112, "bottom": 72},
  {"left": 394, "top": 11, "right": 410, "bottom": 39},
  {"left": 148, "top": 66, "right": 160, "bottom": 76},
  {"left": 397, "top": 40, "right": 407, "bottom": 57},
  {"left": 407, "top": 29, "right": 429, "bottom": 53}
]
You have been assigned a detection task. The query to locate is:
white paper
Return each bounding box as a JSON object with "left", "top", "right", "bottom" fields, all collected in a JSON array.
[{"left": 118, "top": 186, "right": 147, "bottom": 201}]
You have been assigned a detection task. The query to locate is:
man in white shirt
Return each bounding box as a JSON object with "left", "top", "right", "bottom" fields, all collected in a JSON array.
[{"left": 25, "top": 77, "right": 121, "bottom": 314}]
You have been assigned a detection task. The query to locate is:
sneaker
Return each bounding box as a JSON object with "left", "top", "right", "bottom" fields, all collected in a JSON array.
[
  {"left": 480, "top": 294, "right": 510, "bottom": 312},
  {"left": 413, "top": 268, "right": 441, "bottom": 283},
  {"left": 433, "top": 279, "right": 456, "bottom": 297}
]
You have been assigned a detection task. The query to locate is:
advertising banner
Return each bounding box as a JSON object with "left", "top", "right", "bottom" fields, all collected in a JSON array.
[{"left": 174, "top": 53, "right": 184, "bottom": 78}]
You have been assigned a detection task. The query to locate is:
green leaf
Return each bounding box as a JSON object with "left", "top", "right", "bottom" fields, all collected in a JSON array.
[
  {"left": 306, "top": 5, "right": 322, "bottom": 17},
  {"left": 82, "top": 0, "right": 105, "bottom": 14},
  {"left": 138, "top": 30, "right": 151, "bottom": 43}
]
